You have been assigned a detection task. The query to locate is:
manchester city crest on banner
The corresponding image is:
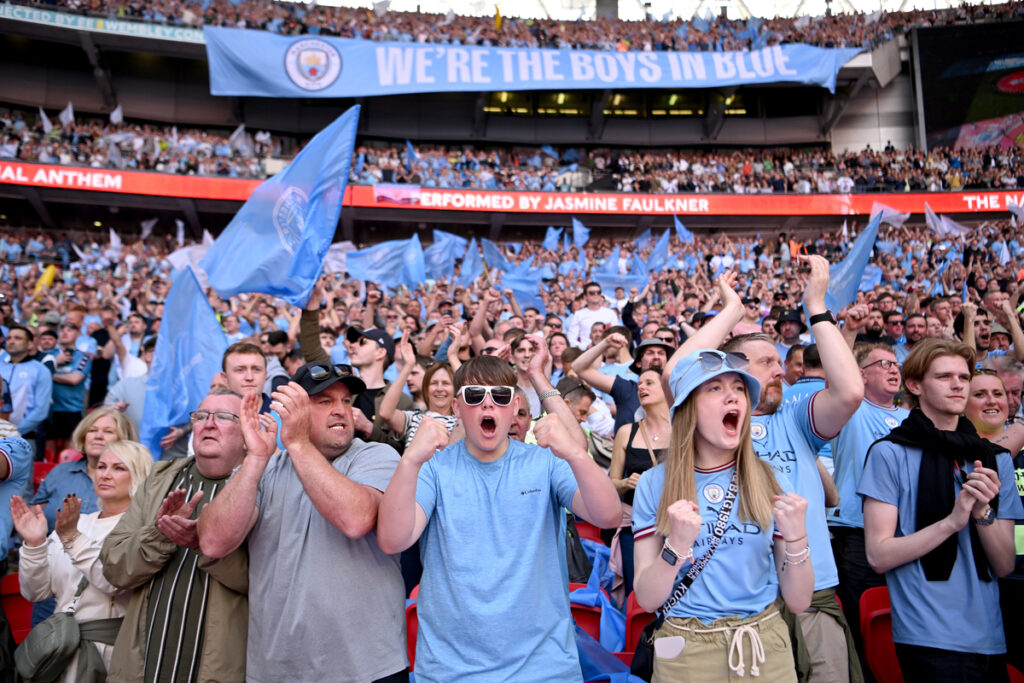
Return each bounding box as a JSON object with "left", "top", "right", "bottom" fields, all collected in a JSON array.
[
  {"left": 285, "top": 39, "right": 342, "bottom": 91},
  {"left": 272, "top": 187, "right": 308, "bottom": 255}
]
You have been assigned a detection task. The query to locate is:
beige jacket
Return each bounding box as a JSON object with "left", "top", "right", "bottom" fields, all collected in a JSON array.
[{"left": 99, "top": 457, "right": 248, "bottom": 683}]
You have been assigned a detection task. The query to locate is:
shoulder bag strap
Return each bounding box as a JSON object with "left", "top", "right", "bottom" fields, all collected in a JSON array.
[{"left": 656, "top": 466, "right": 740, "bottom": 617}]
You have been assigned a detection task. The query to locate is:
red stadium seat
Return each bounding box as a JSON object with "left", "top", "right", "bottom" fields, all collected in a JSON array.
[
  {"left": 1009, "top": 665, "right": 1024, "bottom": 683},
  {"left": 575, "top": 519, "right": 604, "bottom": 545},
  {"left": 33, "top": 461, "right": 58, "bottom": 492},
  {"left": 1, "top": 573, "right": 33, "bottom": 644},
  {"left": 58, "top": 448, "right": 83, "bottom": 463},
  {"left": 405, "top": 599, "right": 417, "bottom": 671},
  {"left": 626, "top": 592, "right": 655, "bottom": 653},
  {"left": 859, "top": 586, "right": 903, "bottom": 683}
]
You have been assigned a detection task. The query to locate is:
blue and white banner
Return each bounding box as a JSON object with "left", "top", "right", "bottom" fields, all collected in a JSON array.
[{"left": 205, "top": 26, "right": 861, "bottom": 98}]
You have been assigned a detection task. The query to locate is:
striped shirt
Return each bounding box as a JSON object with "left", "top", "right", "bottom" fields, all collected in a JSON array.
[{"left": 143, "top": 462, "right": 228, "bottom": 683}]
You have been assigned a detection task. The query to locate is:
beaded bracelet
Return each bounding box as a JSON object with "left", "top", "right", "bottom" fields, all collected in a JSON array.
[{"left": 784, "top": 545, "right": 810, "bottom": 558}]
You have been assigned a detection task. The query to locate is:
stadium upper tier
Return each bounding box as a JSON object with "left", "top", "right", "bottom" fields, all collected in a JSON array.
[
  {"left": 4, "top": 110, "right": 1021, "bottom": 194},
  {"left": 7, "top": 0, "right": 1022, "bottom": 51}
]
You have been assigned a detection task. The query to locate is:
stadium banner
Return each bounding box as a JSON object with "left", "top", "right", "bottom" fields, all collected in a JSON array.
[
  {"left": 204, "top": 26, "right": 862, "bottom": 97},
  {"left": 0, "top": 3, "right": 204, "bottom": 43},
  {"left": 2, "top": 161, "right": 1021, "bottom": 217}
]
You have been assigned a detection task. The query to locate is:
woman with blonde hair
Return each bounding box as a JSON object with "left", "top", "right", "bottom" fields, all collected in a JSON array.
[
  {"left": 632, "top": 350, "right": 813, "bottom": 681},
  {"left": 12, "top": 440, "right": 154, "bottom": 682}
]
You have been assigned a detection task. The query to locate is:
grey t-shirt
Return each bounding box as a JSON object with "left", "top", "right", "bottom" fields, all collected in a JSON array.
[{"left": 246, "top": 439, "right": 406, "bottom": 682}]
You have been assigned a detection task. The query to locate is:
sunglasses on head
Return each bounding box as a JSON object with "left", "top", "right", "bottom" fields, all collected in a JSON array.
[
  {"left": 308, "top": 363, "right": 354, "bottom": 382},
  {"left": 689, "top": 350, "right": 749, "bottom": 374},
  {"left": 457, "top": 385, "right": 514, "bottom": 406}
]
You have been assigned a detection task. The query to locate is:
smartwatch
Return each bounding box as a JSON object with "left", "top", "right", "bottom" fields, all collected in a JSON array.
[{"left": 809, "top": 311, "right": 837, "bottom": 326}]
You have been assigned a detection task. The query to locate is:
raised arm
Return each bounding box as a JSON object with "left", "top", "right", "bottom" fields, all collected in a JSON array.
[
  {"left": 378, "top": 334, "right": 414, "bottom": 435},
  {"left": 377, "top": 418, "right": 446, "bottom": 554},
  {"left": 998, "top": 300, "right": 1024, "bottom": 362},
  {"left": 571, "top": 335, "right": 620, "bottom": 395},
  {"left": 469, "top": 289, "right": 500, "bottom": 352},
  {"left": 197, "top": 392, "right": 277, "bottom": 559},
  {"left": 298, "top": 280, "right": 330, "bottom": 364},
  {"left": 272, "top": 383, "right": 383, "bottom": 538},
  {"left": 526, "top": 336, "right": 586, "bottom": 452},
  {"left": 800, "top": 255, "right": 865, "bottom": 437}
]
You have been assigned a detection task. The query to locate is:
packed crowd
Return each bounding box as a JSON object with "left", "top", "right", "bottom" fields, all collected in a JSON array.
[
  {"left": 0, "top": 212, "right": 1022, "bottom": 682},
  {"left": 357, "top": 140, "right": 1024, "bottom": 193},
  {"left": 20, "top": 0, "right": 1024, "bottom": 52},
  {"left": 0, "top": 110, "right": 277, "bottom": 179},
  {"left": 6, "top": 105, "right": 1021, "bottom": 194}
]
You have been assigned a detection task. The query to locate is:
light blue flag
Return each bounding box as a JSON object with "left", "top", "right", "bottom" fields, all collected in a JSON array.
[
  {"left": 508, "top": 254, "right": 535, "bottom": 277},
  {"left": 201, "top": 106, "right": 359, "bottom": 306},
  {"left": 352, "top": 152, "right": 365, "bottom": 179},
  {"left": 543, "top": 227, "right": 563, "bottom": 252},
  {"left": 457, "top": 238, "right": 483, "bottom": 287},
  {"left": 572, "top": 217, "right": 590, "bottom": 249},
  {"left": 424, "top": 230, "right": 466, "bottom": 281},
  {"left": 631, "top": 251, "right": 647, "bottom": 276},
  {"left": 636, "top": 228, "right": 652, "bottom": 251},
  {"left": 599, "top": 246, "right": 620, "bottom": 274},
  {"left": 140, "top": 267, "right": 228, "bottom": 459},
  {"left": 345, "top": 235, "right": 426, "bottom": 290},
  {"left": 481, "top": 238, "right": 513, "bottom": 272},
  {"left": 401, "top": 234, "right": 426, "bottom": 290},
  {"left": 508, "top": 242, "right": 523, "bottom": 255},
  {"left": 647, "top": 230, "right": 671, "bottom": 273},
  {"left": 859, "top": 265, "right": 883, "bottom": 291},
  {"left": 823, "top": 212, "right": 881, "bottom": 312},
  {"left": 673, "top": 215, "right": 694, "bottom": 244},
  {"left": 593, "top": 272, "right": 648, "bottom": 297},
  {"left": 405, "top": 139, "right": 419, "bottom": 169},
  {"left": 563, "top": 232, "right": 571, "bottom": 253},
  {"left": 541, "top": 145, "right": 559, "bottom": 159},
  {"left": 503, "top": 270, "right": 546, "bottom": 315}
]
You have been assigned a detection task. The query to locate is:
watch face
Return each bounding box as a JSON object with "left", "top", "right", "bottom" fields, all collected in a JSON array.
[{"left": 661, "top": 546, "right": 679, "bottom": 566}]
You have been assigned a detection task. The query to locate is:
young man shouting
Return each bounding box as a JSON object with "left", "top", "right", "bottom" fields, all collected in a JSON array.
[{"left": 377, "top": 355, "right": 620, "bottom": 682}]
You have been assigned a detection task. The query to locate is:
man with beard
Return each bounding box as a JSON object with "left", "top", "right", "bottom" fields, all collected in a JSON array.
[
  {"left": 846, "top": 307, "right": 897, "bottom": 345},
  {"left": 895, "top": 313, "right": 927, "bottom": 362},
  {"left": 664, "top": 258, "right": 865, "bottom": 683}
]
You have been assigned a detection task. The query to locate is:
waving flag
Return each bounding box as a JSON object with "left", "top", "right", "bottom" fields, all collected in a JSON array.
[
  {"left": 543, "top": 227, "right": 563, "bottom": 252},
  {"left": 673, "top": 215, "right": 694, "bottom": 244},
  {"left": 572, "top": 217, "right": 590, "bottom": 249},
  {"left": 201, "top": 106, "right": 359, "bottom": 305},
  {"left": 140, "top": 267, "right": 228, "bottom": 458},
  {"left": 424, "top": 230, "right": 466, "bottom": 281},
  {"left": 345, "top": 235, "right": 426, "bottom": 290},
  {"left": 646, "top": 230, "right": 671, "bottom": 273},
  {"left": 824, "top": 213, "right": 881, "bottom": 312},
  {"left": 457, "top": 238, "right": 483, "bottom": 287},
  {"left": 481, "top": 238, "right": 513, "bottom": 272}
]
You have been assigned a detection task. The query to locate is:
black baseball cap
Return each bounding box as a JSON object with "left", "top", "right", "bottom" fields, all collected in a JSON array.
[
  {"left": 291, "top": 362, "right": 366, "bottom": 396},
  {"left": 345, "top": 327, "right": 395, "bottom": 363}
]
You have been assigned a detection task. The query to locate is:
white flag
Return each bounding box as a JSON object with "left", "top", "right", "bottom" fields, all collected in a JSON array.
[
  {"left": 38, "top": 107, "right": 52, "bottom": 134},
  {"left": 109, "top": 228, "right": 122, "bottom": 251},
  {"left": 202, "top": 229, "right": 214, "bottom": 247},
  {"left": 109, "top": 104, "right": 123, "bottom": 125},
  {"left": 175, "top": 219, "right": 185, "bottom": 247},
  {"left": 228, "top": 123, "right": 245, "bottom": 142},
  {"left": 869, "top": 201, "right": 909, "bottom": 228},
  {"left": 140, "top": 218, "right": 158, "bottom": 240},
  {"left": 373, "top": 0, "right": 389, "bottom": 17},
  {"left": 1008, "top": 198, "right": 1024, "bottom": 228},
  {"left": 440, "top": 8, "right": 455, "bottom": 25},
  {"left": 841, "top": 219, "right": 849, "bottom": 242},
  {"left": 58, "top": 102, "right": 74, "bottom": 127}
]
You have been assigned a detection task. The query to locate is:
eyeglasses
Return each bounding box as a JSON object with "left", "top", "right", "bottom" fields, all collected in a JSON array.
[
  {"left": 308, "top": 363, "right": 355, "bottom": 382},
  {"left": 975, "top": 368, "right": 1000, "bottom": 377},
  {"left": 686, "top": 350, "right": 749, "bottom": 375},
  {"left": 861, "top": 359, "right": 901, "bottom": 372},
  {"left": 190, "top": 410, "right": 240, "bottom": 425},
  {"left": 585, "top": 289, "right": 602, "bottom": 296},
  {"left": 457, "top": 385, "right": 514, "bottom": 406},
  {"left": 656, "top": 336, "right": 676, "bottom": 345}
]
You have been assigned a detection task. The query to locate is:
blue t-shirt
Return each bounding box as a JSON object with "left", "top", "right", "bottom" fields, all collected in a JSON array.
[
  {"left": 30, "top": 459, "right": 99, "bottom": 532},
  {"left": 858, "top": 441, "right": 1024, "bottom": 654},
  {"left": 632, "top": 462, "right": 780, "bottom": 624},
  {"left": 414, "top": 438, "right": 582, "bottom": 683},
  {"left": 782, "top": 377, "right": 832, "bottom": 466},
  {"left": 0, "top": 437, "right": 34, "bottom": 556},
  {"left": 751, "top": 393, "right": 839, "bottom": 591},
  {"left": 829, "top": 399, "right": 908, "bottom": 529},
  {"left": 52, "top": 349, "right": 92, "bottom": 413}
]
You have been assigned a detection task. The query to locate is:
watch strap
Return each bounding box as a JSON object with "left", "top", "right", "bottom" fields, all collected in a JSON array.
[{"left": 809, "top": 311, "right": 837, "bottom": 326}]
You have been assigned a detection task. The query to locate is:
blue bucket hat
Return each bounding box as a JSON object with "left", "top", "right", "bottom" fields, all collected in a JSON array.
[{"left": 669, "top": 349, "right": 762, "bottom": 419}]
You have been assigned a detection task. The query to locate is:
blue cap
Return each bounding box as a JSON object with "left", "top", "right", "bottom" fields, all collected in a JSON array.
[{"left": 669, "top": 349, "right": 762, "bottom": 419}]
